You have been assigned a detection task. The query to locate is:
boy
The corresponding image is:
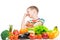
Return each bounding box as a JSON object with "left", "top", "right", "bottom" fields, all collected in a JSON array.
[{"left": 21, "top": 6, "right": 44, "bottom": 29}]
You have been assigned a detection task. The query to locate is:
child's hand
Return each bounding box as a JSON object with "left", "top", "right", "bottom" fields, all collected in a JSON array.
[
  {"left": 21, "top": 13, "right": 30, "bottom": 29},
  {"left": 24, "top": 13, "right": 30, "bottom": 17},
  {"left": 24, "top": 13, "right": 27, "bottom": 17}
]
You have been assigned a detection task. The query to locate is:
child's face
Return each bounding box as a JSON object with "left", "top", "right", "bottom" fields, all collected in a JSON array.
[{"left": 27, "top": 8, "right": 38, "bottom": 18}]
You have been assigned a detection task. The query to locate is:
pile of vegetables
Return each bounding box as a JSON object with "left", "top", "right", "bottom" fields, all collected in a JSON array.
[
  {"left": 28, "top": 25, "right": 59, "bottom": 39},
  {"left": 1, "top": 25, "right": 59, "bottom": 40},
  {"left": 27, "top": 25, "right": 49, "bottom": 39}
]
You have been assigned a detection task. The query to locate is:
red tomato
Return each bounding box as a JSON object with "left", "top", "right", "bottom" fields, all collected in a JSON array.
[
  {"left": 13, "top": 30, "right": 19, "bottom": 35},
  {"left": 29, "top": 33, "right": 36, "bottom": 39},
  {"left": 9, "top": 35, "right": 14, "bottom": 40},
  {"left": 29, "top": 34, "right": 42, "bottom": 40},
  {"left": 29, "top": 33, "right": 42, "bottom": 39},
  {"left": 14, "top": 35, "right": 18, "bottom": 40}
]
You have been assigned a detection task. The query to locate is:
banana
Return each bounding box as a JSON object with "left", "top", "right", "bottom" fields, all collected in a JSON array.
[
  {"left": 47, "top": 26, "right": 59, "bottom": 39},
  {"left": 52, "top": 26, "right": 59, "bottom": 38}
]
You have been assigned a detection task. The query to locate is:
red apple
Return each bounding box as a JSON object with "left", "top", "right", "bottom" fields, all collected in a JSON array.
[{"left": 42, "top": 32, "right": 49, "bottom": 39}]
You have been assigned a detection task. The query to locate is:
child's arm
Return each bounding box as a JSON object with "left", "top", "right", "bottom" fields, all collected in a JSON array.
[
  {"left": 21, "top": 13, "right": 29, "bottom": 29},
  {"left": 21, "top": 13, "right": 27, "bottom": 29}
]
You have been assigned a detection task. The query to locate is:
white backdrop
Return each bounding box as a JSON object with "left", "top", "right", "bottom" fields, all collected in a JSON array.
[{"left": 0, "top": 0, "right": 60, "bottom": 40}]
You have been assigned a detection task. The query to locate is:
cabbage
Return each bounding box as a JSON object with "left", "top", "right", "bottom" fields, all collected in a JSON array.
[{"left": 34, "top": 25, "right": 48, "bottom": 34}]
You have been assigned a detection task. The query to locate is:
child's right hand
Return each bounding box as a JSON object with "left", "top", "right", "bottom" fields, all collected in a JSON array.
[
  {"left": 21, "top": 13, "right": 30, "bottom": 29},
  {"left": 24, "top": 13, "right": 30, "bottom": 17},
  {"left": 24, "top": 13, "right": 27, "bottom": 17}
]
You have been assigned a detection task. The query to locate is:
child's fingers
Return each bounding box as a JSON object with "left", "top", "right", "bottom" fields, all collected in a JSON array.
[{"left": 26, "top": 13, "right": 30, "bottom": 17}]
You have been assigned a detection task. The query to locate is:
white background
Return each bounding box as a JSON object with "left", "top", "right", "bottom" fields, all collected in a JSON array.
[{"left": 0, "top": 0, "right": 60, "bottom": 40}]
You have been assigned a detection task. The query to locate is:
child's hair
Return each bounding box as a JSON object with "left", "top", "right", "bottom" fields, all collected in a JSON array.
[{"left": 27, "top": 6, "right": 39, "bottom": 13}]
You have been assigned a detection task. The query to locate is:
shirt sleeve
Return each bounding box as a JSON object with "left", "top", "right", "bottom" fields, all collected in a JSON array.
[{"left": 38, "top": 18, "right": 45, "bottom": 23}]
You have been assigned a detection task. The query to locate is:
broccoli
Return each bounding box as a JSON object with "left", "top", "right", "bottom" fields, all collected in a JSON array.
[{"left": 1, "top": 30, "right": 9, "bottom": 40}]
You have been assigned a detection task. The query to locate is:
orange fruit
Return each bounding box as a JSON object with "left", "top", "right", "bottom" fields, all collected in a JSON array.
[
  {"left": 47, "top": 30, "right": 59, "bottom": 39},
  {"left": 20, "top": 28, "right": 28, "bottom": 34},
  {"left": 25, "top": 28, "right": 28, "bottom": 32},
  {"left": 47, "top": 32, "right": 55, "bottom": 39}
]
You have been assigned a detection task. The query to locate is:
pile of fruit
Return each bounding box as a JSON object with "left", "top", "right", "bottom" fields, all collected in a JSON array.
[{"left": 1, "top": 25, "right": 59, "bottom": 40}]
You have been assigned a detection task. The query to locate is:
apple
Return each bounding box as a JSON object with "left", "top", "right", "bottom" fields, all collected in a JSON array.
[{"left": 42, "top": 32, "right": 49, "bottom": 39}]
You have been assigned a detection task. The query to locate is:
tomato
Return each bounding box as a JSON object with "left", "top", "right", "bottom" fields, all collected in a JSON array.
[
  {"left": 9, "top": 34, "right": 18, "bottom": 40},
  {"left": 9, "top": 32, "right": 14, "bottom": 40},
  {"left": 29, "top": 33, "right": 42, "bottom": 39},
  {"left": 14, "top": 35, "right": 18, "bottom": 40},
  {"left": 13, "top": 30, "right": 19, "bottom": 35},
  {"left": 29, "top": 33, "right": 36, "bottom": 39},
  {"left": 36, "top": 34, "right": 42, "bottom": 39},
  {"left": 9, "top": 35, "right": 14, "bottom": 40}
]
